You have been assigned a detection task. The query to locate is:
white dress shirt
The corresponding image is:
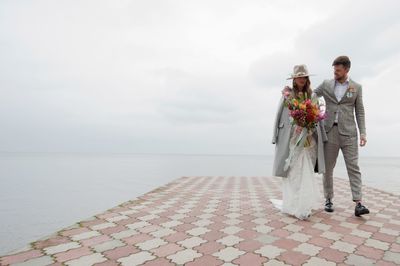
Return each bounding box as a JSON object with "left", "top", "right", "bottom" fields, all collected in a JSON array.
[{"left": 334, "top": 76, "right": 350, "bottom": 123}]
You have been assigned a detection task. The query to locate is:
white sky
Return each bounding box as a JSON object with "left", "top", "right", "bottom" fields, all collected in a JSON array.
[{"left": 1, "top": 0, "right": 399, "bottom": 156}]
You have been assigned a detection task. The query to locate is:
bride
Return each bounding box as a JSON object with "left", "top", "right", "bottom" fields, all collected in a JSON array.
[{"left": 271, "top": 64, "right": 327, "bottom": 220}]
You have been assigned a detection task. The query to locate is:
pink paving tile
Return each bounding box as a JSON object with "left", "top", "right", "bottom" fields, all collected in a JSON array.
[
  {"left": 174, "top": 223, "right": 196, "bottom": 232},
  {"left": 99, "top": 225, "right": 127, "bottom": 235},
  {"left": 202, "top": 230, "right": 227, "bottom": 242},
  {"left": 181, "top": 216, "right": 198, "bottom": 223},
  {"left": 277, "top": 250, "right": 310, "bottom": 266},
  {"left": 375, "top": 260, "right": 398, "bottom": 266},
  {"left": 211, "top": 216, "right": 229, "bottom": 223},
  {"left": 186, "top": 254, "right": 224, "bottom": 266},
  {"left": 142, "top": 257, "right": 176, "bottom": 266},
  {"left": 33, "top": 236, "right": 71, "bottom": 249},
  {"left": 385, "top": 222, "right": 400, "bottom": 231},
  {"left": 122, "top": 233, "right": 152, "bottom": 245},
  {"left": 345, "top": 216, "right": 367, "bottom": 224},
  {"left": 80, "top": 235, "right": 111, "bottom": 247},
  {"left": 237, "top": 221, "right": 257, "bottom": 229},
  {"left": 294, "top": 219, "right": 314, "bottom": 228},
  {"left": 208, "top": 222, "right": 227, "bottom": 231},
  {"left": 236, "top": 229, "right": 259, "bottom": 239},
  {"left": 194, "top": 241, "right": 225, "bottom": 254},
  {"left": 97, "top": 212, "right": 119, "bottom": 219},
  {"left": 103, "top": 244, "right": 140, "bottom": 260},
  {"left": 355, "top": 245, "right": 385, "bottom": 260},
  {"left": 80, "top": 219, "right": 106, "bottom": 227},
  {"left": 301, "top": 227, "right": 322, "bottom": 236},
  {"left": 151, "top": 243, "right": 183, "bottom": 257},
  {"left": 390, "top": 243, "right": 400, "bottom": 253},
  {"left": 318, "top": 247, "right": 348, "bottom": 263},
  {"left": 273, "top": 238, "right": 301, "bottom": 250},
  {"left": 372, "top": 232, "right": 398, "bottom": 243},
  {"left": 341, "top": 234, "right": 366, "bottom": 245},
  {"left": 370, "top": 216, "right": 390, "bottom": 223},
  {"left": 54, "top": 246, "right": 93, "bottom": 262},
  {"left": 358, "top": 224, "right": 380, "bottom": 233},
  {"left": 93, "top": 260, "right": 120, "bottom": 266},
  {"left": 239, "top": 215, "right": 256, "bottom": 222},
  {"left": 308, "top": 236, "right": 334, "bottom": 248},
  {"left": 163, "top": 232, "right": 190, "bottom": 243},
  {"left": 267, "top": 220, "right": 287, "bottom": 229},
  {"left": 60, "top": 227, "right": 90, "bottom": 237},
  {"left": 330, "top": 225, "right": 353, "bottom": 235},
  {"left": 234, "top": 240, "right": 264, "bottom": 252},
  {"left": 270, "top": 229, "right": 291, "bottom": 238},
  {"left": 0, "top": 250, "right": 43, "bottom": 265},
  {"left": 115, "top": 217, "right": 140, "bottom": 226},
  {"left": 148, "top": 217, "right": 171, "bottom": 225},
  {"left": 233, "top": 252, "right": 268, "bottom": 265},
  {"left": 137, "top": 225, "right": 162, "bottom": 233}
]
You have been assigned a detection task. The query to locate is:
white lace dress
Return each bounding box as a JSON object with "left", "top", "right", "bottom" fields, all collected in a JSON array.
[{"left": 271, "top": 124, "right": 322, "bottom": 220}]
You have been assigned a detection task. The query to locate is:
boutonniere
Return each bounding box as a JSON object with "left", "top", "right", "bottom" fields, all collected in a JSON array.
[{"left": 346, "top": 86, "right": 356, "bottom": 98}]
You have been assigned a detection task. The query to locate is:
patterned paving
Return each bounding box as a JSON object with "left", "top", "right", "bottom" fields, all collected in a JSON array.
[{"left": 1, "top": 176, "right": 400, "bottom": 266}]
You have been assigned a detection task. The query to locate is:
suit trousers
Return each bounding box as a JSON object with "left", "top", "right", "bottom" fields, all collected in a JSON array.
[{"left": 323, "top": 124, "right": 362, "bottom": 201}]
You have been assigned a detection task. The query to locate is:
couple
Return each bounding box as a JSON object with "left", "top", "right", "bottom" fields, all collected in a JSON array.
[{"left": 271, "top": 56, "right": 370, "bottom": 220}]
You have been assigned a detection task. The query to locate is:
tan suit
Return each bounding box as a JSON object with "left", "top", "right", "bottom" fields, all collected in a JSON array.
[{"left": 314, "top": 78, "right": 366, "bottom": 201}]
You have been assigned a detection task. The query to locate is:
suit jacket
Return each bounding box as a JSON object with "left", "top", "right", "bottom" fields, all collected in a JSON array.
[
  {"left": 313, "top": 78, "right": 366, "bottom": 137},
  {"left": 271, "top": 91, "right": 327, "bottom": 177}
]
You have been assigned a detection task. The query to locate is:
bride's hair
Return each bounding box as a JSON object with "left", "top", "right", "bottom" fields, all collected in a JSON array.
[{"left": 292, "top": 77, "right": 312, "bottom": 99}]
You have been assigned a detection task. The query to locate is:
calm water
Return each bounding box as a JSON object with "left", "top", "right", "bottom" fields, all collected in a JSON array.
[{"left": 0, "top": 152, "right": 399, "bottom": 255}]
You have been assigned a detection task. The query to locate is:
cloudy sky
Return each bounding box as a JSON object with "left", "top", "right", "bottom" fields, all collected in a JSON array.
[{"left": 1, "top": 0, "right": 399, "bottom": 156}]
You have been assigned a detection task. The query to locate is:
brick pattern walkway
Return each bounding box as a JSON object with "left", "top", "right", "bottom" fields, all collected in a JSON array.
[{"left": 1, "top": 176, "right": 400, "bottom": 265}]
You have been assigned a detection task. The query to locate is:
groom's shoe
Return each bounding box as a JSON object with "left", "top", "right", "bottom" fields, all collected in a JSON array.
[
  {"left": 355, "top": 202, "right": 370, "bottom": 217},
  {"left": 325, "top": 199, "right": 334, "bottom": 212}
]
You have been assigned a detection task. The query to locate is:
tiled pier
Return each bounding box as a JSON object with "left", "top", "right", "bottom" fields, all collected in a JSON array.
[{"left": 1, "top": 176, "right": 399, "bottom": 265}]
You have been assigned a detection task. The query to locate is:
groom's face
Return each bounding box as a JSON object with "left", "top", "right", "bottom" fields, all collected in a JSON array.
[{"left": 333, "top": 65, "right": 349, "bottom": 80}]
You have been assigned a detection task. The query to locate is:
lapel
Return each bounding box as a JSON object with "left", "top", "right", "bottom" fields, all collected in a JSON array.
[
  {"left": 328, "top": 79, "right": 338, "bottom": 103},
  {"left": 338, "top": 78, "right": 352, "bottom": 104}
]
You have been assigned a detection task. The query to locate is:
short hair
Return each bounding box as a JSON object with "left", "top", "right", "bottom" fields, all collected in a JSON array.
[{"left": 332, "top": 56, "right": 351, "bottom": 69}]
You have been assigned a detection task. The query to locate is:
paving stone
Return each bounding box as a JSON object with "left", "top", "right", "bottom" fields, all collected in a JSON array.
[
  {"left": 1, "top": 176, "right": 399, "bottom": 266},
  {"left": 117, "top": 251, "right": 155, "bottom": 266},
  {"left": 345, "top": 254, "right": 376, "bottom": 266},
  {"left": 212, "top": 246, "right": 245, "bottom": 262},
  {"left": 166, "top": 249, "right": 202, "bottom": 264},
  {"left": 65, "top": 253, "right": 107, "bottom": 266},
  {"left": 10, "top": 256, "right": 54, "bottom": 266}
]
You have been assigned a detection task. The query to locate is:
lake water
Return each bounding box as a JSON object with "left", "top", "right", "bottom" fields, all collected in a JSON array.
[{"left": 0, "top": 152, "right": 399, "bottom": 255}]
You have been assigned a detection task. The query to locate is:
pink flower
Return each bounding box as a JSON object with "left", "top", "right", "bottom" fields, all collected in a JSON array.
[{"left": 282, "top": 86, "right": 291, "bottom": 98}]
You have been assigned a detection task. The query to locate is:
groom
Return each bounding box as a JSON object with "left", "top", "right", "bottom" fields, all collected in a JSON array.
[{"left": 314, "top": 56, "right": 369, "bottom": 217}]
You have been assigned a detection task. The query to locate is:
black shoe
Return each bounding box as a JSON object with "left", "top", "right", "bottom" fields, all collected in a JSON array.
[
  {"left": 355, "top": 202, "right": 370, "bottom": 217},
  {"left": 325, "top": 199, "right": 334, "bottom": 212}
]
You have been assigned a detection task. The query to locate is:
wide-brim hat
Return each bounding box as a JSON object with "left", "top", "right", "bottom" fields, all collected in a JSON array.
[{"left": 287, "top": 64, "right": 315, "bottom": 80}]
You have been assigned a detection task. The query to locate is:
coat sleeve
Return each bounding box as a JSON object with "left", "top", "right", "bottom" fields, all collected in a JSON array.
[
  {"left": 355, "top": 85, "right": 366, "bottom": 136},
  {"left": 272, "top": 96, "right": 285, "bottom": 144},
  {"left": 313, "top": 80, "right": 325, "bottom": 97},
  {"left": 311, "top": 93, "right": 328, "bottom": 142}
]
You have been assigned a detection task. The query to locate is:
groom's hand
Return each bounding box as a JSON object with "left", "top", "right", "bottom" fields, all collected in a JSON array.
[{"left": 360, "top": 134, "right": 367, "bottom": 147}]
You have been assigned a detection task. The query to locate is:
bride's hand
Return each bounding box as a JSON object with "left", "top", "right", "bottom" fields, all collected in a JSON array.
[{"left": 282, "top": 86, "right": 291, "bottom": 97}]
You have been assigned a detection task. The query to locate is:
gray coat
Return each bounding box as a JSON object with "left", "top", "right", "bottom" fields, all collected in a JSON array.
[{"left": 271, "top": 91, "right": 327, "bottom": 177}]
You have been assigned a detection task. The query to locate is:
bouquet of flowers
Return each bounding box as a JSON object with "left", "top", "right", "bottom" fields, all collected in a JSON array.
[
  {"left": 284, "top": 91, "right": 326, "bottom": 130},
  {"left": 282, "top": 87, "right": 327, "bottom": 171}
]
